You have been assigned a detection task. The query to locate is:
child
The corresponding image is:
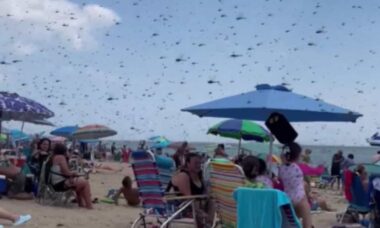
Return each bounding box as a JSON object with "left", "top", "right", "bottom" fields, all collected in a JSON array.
[
  {"left": 241, "top": 155, "right": 265, "bottom": 189},
  {"left": 113, "top": 176, "right": 140, "bottom": 206},
  {"left": 256, "top": 158, "right": 273, "bottom": 188},
  {"left": 279, "top": 142, "right": 312, "bottom": 228}
]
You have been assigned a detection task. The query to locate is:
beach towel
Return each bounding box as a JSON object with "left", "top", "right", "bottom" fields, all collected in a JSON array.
[
  {"left": 297, "top": 163, "right": 325, "bottom": 176},
  {"left": 343, "top": 170, "right": 353, "bottom": 202},
  {"left": 233, "top": 187, "right": 299, "bottom": 228}
]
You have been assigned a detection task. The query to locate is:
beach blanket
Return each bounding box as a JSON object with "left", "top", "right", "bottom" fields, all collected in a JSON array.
[{"left": 233, "top": 187, "right": 300, "bottom": 228}]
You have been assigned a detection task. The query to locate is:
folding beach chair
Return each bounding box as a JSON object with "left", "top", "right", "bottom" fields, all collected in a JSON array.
[
  {"left": 130, "top": 150, "right": 207, "bottom": 228},
  {"left": 318, "top": 174, "right": 337, "bottom": 189},
  {"left": 36, "top": 157, "right": 74, "bottom": 206},
  {"left": 233, "top": 187, "right": 301, "bottom": 228},
  {"left": 207, "top": 158, "right": 246, "bottom": 228},
  {"left": 340, "top": 170, "right": 371, "bottom": 224}
]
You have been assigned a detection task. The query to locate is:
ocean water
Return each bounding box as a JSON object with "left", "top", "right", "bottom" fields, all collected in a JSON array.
[{"left": 104, "top": 140, "right": 380, "bottom": 167}]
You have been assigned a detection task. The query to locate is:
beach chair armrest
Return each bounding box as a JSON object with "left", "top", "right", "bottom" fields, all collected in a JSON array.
[
  {"left": 164, "top": 191, "right": 180, "bottom": 196},
  {"left": 165, "top": 194, "right": 208, "bottom": 201}
]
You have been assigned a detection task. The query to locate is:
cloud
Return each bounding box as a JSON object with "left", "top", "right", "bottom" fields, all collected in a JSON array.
[{"left": 0, "top": 0, "right": 120, "bottom": 53}]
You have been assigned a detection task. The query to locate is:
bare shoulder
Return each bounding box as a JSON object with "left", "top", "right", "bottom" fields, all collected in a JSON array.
[{"left": 173, "top": 172, "right": 189, "bottom": 183}]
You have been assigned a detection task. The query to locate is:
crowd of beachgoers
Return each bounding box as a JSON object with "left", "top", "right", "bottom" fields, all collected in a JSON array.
[{"left": 0, "top": 137, "right": 379, "bottom": 228}]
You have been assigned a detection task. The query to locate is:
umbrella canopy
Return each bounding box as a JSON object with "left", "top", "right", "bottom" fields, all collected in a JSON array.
[
  {"left": 182, "top": 84, "right": 362, "bottom": 122},
  {"left": 208, "top": 119, "right": 271, "bottom": 142},
  {"left": 149, "top": 136, "right": 171, "bottom": 149},
  {"left": 51, "top": 126, "right": 79, "bottom": 138},
  {"left": 0, "top": 92, "right": 54, "bottom": 121},
  {"left": 8, "top": 129, "right": 30, "bottom": 141},
  {"left": 29, "top": 119, "right": 55, "bottom": 127},
  {"left": 72, "top": 124, "right": 117, "bottom": 140}
]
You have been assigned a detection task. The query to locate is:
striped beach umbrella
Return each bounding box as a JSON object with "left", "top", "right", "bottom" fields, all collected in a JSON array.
[
  {"left": 0, "top": 92, "right": 54, "bottom": 133},
  {"left": 208, "top": 119, "right": 271, "bottom": 142},
  {"left": 72, "top": 124, "right": 117, "bottom": 140},
  {"left": 208, "top": 119, "right": 271, "bottom": 154}
]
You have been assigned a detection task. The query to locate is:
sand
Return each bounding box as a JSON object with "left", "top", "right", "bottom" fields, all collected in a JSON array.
[{"left": 0, "top": 162, "right": 349, "bottom": 228}]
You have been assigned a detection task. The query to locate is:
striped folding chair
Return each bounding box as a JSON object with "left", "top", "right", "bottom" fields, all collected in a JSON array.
[
  {"left": 208, "top": 158, "right": 246, "bottom": 228},
  {"left": 130, "top": 150, "right": 206, "bottom": 228}
]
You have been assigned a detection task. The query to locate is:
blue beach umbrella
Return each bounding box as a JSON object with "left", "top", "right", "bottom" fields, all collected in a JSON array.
[
  {"left": 51, "top": 126, "right": 79, "bottom": 139},
  {"left": 182, "top": 84, "right": 362, "bottom": 122},
  {"left": 183, "top": 84, "right": 362, "bottom": 167}
]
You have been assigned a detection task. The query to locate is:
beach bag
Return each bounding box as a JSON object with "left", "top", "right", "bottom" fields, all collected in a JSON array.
[{"left": 265, "top": 112, "right": 298, "bottom": 144}]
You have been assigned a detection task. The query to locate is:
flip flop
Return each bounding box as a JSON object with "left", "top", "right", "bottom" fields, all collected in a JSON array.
[
  {"left": 100, "top": 198, "right": 114, "bottom": 204},
  {"left": 13, "top": 214, "right": 32, "bottom": 226}
]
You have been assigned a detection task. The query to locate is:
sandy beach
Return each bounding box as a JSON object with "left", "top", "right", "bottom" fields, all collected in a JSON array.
[{"left": 0, "top": 161, "right": 350, "bottom": 228}]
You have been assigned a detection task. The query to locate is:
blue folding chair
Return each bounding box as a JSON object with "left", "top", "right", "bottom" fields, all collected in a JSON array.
[{"left": 340, "top": 171, "right": 371, "bottom": 224}]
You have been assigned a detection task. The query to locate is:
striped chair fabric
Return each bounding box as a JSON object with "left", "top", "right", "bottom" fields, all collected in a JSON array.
[
  {"left": 131, "top": 150, "right": 170, "bottom": 215},
  {"left": 209, "top": 159, "right": 245, "bottom": 228}
]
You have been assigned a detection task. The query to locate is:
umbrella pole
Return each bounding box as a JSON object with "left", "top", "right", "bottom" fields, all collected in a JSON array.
[
  {"left": 268, "top": 135, "right": 274, "bottom": 174},
  {"left": 21, "top": 121, "right": 25, "bottom": 132},
  {"left": 237, "top": 138, "right": 241, "bottom": 155}
]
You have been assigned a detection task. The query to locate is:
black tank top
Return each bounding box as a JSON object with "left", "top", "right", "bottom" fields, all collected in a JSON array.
[{"left": 171, "top": 170, "right": 205, "bottom": 195}]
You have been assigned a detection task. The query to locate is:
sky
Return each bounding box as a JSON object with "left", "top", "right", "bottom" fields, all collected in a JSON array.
[{"left": 0, "top": 0, "right": 379, "bottom": 146}]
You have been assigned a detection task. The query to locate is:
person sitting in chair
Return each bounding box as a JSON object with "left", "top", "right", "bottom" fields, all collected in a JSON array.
[
  {"left": 49, "top": 144, "right": 93, "bottom": 209},
  {"left": 170, "top": 153, "right": 214, "bottom": 228}
]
